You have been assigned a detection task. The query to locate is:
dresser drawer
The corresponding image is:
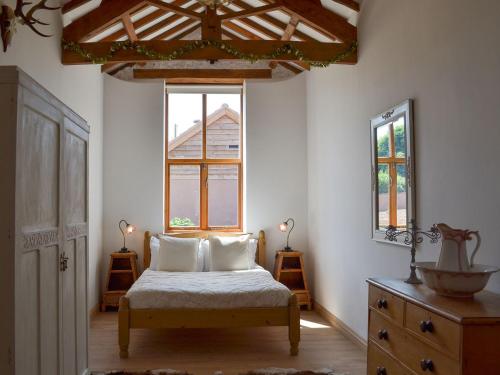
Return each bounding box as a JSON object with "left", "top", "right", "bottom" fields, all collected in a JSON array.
[
  {"left": 369, "top": 310, "right": 460, "bottom": 375},
  {"left": 369, "top": 285, "right": 405, "bottom": 325},
  {"left": 368, "top": 342, "right": 415, "bottom": 375},
  {"left": 405, "top": 302, "right": 461, "bottom": 360}
]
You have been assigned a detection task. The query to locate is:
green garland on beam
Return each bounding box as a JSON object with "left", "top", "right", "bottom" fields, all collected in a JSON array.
[{"left": 62, "top": 39, "right": 357, "bottom": 67}]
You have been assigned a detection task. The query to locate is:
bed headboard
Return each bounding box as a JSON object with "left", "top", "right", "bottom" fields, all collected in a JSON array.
[{"left": 143, "top": 230, "right": 267, "bottom": 270}]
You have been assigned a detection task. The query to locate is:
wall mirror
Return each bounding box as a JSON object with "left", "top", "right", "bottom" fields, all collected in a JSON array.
[{"left": 371, "top": 99, "right": 415, "bottom": 244}]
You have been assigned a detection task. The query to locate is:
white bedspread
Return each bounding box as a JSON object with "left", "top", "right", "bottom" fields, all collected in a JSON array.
[{"left": 126, "top": 267, "right": 291, "bottom": 309}]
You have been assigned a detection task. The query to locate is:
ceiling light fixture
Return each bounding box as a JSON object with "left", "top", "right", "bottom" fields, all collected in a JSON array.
[{"left": 197, "top": 0, "right": 234, "bottom": 10}]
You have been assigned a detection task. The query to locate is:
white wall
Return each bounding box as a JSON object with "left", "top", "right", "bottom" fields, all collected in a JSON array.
[
  {"left": 0, "top": 3, "right": 104, "bottom": 311},
  {"left": 102, "top": 75, "right": 309, "bottom": 272},
  {"left": 102, "top": 76, "right": 164, "bottom": 271},
  {"left": 246, "top": 76, "right": 308, "bottom": 267},
  {"left": 306, "top": 0, "right": 500, "bottom": 340}
]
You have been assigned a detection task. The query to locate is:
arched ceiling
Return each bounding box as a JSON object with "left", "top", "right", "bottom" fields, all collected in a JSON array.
[{"left": 61, "top": 0, "right": 359, "bottom": 82}]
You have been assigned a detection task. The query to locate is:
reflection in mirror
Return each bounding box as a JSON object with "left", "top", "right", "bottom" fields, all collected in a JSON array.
[{"left": 371, "top": 100, "right": 415, "bottom": 244}]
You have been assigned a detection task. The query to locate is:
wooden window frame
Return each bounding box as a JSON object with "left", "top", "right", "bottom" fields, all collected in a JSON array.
[
  {"left": 376, "top": 120, "right": 406, "bottom": 228},
  {"left": 164, "top": 89, "right": 244, "bottom": 232}
]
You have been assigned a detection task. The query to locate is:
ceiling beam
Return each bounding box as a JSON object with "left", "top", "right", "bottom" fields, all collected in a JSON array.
[
  {"left": 269, "top": 16, "right": 309, "bottom": 71},
  {"left": 228, "top": 0, "right": 314, "bottom": 42},
  {"left": 62, "top": 40, "right": 357, "bottom": 65},
  {"left": 62, "top": 0, "right": 93, "bottom": 14},
  {"left": 134, "top": 69, "right": 272, "bottom": 80},
  {"left": 146, "top": 0, "right": 201, "bottom": 19},
  {"left": 280, "top": 0, "right": 356, "bottom": 43},
  {"left": 219, "top": 3, "right": 283, "bottom": 21},
  {"left": 121, "top": 15, "right": 138, "bottom": 41},
  {"left": 102, "top": 0, "right": 193, "bottom": 42},
  {"left": 279, "top": 62, "right": 302, "bottom": 75},
  {"left": 155, "top": 20, "right": 201, "bottom": 40},
  {"left": 63, "top": 0, "right": 146, "bottom": 42}
]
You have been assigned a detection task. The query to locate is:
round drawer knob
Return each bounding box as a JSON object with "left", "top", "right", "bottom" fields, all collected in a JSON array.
[
  {"left": 420, "top": 359, "right": 434, "bottom": 372},
  {"left": 377, "top": 299, "right": 388, "bottom": 309},
  {"left": 376, "top": 367, "right": 387, "bottom": 375},
  {"left": 420, "top": 320, "right": 434, "bottom": 333},
  {"left": 377, "top": 329, "right": 389, "bottom": 341}
]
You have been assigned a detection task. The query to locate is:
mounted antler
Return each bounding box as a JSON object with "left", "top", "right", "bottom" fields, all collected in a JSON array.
[{"left": 14, "top": 0, "right": 60, "bottom": 37}]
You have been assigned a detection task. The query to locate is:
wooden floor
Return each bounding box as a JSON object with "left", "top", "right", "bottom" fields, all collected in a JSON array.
[{"left": 89, "top": 310, "right": 367, "bottom": 375}]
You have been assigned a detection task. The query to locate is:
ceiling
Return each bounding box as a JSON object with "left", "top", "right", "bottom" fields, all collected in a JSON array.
[{"left": 61, "top": 0, "right": 359, "bottom": 82}]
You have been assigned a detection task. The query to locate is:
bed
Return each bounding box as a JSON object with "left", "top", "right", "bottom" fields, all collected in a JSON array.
[{"left": 118, "top": 230, "right": 300, "bottom": 358}]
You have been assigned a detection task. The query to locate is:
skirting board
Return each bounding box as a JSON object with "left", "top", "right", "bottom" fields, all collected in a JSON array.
[{"left": 313, "top": 300, "right": 367, "bottom": 352}]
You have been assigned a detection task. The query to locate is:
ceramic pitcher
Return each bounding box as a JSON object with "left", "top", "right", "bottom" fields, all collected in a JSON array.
[{"left": 436, "top": 224, "right": 481, "bottom": 272}]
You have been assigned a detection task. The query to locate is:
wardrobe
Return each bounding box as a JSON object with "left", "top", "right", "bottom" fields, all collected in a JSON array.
[{"left": 0, "top": 67, "right": 89, "bottom": 375}]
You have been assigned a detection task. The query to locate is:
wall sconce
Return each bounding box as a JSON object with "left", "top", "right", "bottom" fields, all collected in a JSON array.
[
  {"left": 119, "top": 219, "right": 136, "bottom": 253},
  {"left": 279, "top": 218, "right": 295, "bottom": 252}
]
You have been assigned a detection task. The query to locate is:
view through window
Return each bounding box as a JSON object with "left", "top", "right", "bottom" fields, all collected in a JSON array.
[
  {"left": 166, "top": 87, "right": 243, "bottom": 230},
  {"left": 376, "top": 116, "right": 407, "bottom": 229}
]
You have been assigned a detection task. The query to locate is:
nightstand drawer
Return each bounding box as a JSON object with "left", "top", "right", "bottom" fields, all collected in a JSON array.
[
  {"left": 368, "top": 342, "right": 415, "bottom": 375},
  {"left": 405, "top": 302, "right": 461, "bottom": 360},
  {"left": 369, "top": 310, "right": 459, "bottom": 375},
  {"left": 369, "top": 285, "right": 404, "bottom": 325}
]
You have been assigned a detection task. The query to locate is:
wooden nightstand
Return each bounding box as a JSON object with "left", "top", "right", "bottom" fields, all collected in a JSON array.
[
  {"left": 102, "top": 251, "right": 138, "bottom": 311},
  {"left": 274, "top": 251, "right": 311, "bottom": 310}
]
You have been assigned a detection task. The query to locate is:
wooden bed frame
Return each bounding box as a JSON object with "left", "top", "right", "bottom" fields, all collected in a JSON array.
[{"left": 118, "top": 230, "right": 300, "bottom": 358}]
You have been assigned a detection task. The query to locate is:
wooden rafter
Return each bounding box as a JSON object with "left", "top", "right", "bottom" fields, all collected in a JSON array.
[
  {"left": 134, "top": 69, "right": 272, "bottom": 80},
  {"left": 219, "top": 3, "right": 283, "bottom": 21},
  {"left": 121, "top": 15, "right": 138, "bottom": 42},
  {"left": 228, "top": 0, "right": 314, "bottom": 42},
  {"left": 146, "top": 0, "right": 201, "bottom": 19},
  {"left": 62, "top": 0, "right": 93, "bottom": 14},
  {"left": 269, "top": 15, "right": 309, "bottom": 71},
  {"left": 279, "top": 62, "right": 302, "bottom": 75},
  {"left": 156, "top": 21, "right": 201, "bottom": 40},
  {"left": 63, "top": 40, "right": 357, "bottom": 65},
  {"left": 102, "top": 0, "right": 193, "bottom": 42},
  {"left": 279, "top": 0, "right": 356, "bottom": 43},
  {"left": 63, "top": 0, "right": 146, "bottom": 42}
]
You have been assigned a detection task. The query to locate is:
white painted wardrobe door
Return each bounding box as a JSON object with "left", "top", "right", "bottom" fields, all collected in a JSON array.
[
  {"left": 15, "top": 88, "right": 61, "bottom": 375},
  {"left": 62, "top": 118, "right": 89, "bottom": 375}
]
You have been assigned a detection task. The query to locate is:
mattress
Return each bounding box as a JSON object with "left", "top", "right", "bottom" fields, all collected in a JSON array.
[{"left": 126, "top": 267, "right": 292, "bottom": 309}]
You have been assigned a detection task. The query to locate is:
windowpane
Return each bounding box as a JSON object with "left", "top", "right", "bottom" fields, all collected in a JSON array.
[
  {"left": 376, "top": 123, "right": 392, "bottom": 158},
  {"left": 169, "top": 165, "right": 200, "bottom": 227},
  {"left": 168, "top": 94, "right": 203, "bottom": 159},
  {"left": 208, "top": 165, "right": 239, "bottom": 227},
  {"left": 393, "top": 117, "right": 406, "bottom": 158},
  {"left": 396, "top": 164, "right": 407, "bottom": 228},
  {"left": 377, "top": 164, "right": 389, "bottom": 229},
  {"left": 206, "top": 94, "right": 241, "bottom": 159}
]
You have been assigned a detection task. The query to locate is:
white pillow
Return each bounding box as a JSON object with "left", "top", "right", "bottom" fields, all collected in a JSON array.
[
  {"left": 158, "top": 236, "right": 200, "bottom": 272},
  {"left": 208, "top": 235, "right": 250, "bottom": 271},
  {"left": 149, "top": 236, "right": 160, "bottom": 270},
  {"left": 150, "top": 235, "right": 206, "bottom": 271},
  {"left": 200, "top": 239, "right": 210, "bottom": 271},
  {"left": 248, "top": 239, "right": 258, "bottom": 268}
]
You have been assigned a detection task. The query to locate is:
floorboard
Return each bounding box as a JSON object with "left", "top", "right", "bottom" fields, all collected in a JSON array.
[{"left": 89, "top": 310, "right": 367, "bottom": 375}]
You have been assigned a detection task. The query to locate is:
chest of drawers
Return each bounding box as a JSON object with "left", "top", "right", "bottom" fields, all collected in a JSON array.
[{"left": 367, "top": 278, "right": 500, "bottom": 375}]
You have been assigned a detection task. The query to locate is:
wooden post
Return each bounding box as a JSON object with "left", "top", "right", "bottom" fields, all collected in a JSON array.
[
  {"left": 288, "top": 293, "right": 300, "bottom": 356},
  {"left": 201, "top": 6, "right": 221, "bottom": 40},
  {"left": 119, "top": 296, "right": 130, "bottom": 358}
]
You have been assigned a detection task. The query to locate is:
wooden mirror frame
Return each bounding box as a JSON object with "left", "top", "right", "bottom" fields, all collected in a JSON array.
[{"left": 370, "top": 99, "right": 416, "bottom": 245}]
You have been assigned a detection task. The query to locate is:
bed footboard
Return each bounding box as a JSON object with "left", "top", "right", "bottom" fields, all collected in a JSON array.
[
  {"left": 288, "top": 294, "right": 300, "bottom": 356},
  {"left": 118, "top": 296, "right": 130, "bottom": 358}
]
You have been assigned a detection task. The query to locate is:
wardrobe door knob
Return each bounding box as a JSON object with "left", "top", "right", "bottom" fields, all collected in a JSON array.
[
  {"left": 377, "top": 329, "right": 389, "bottom": 341},
  {"left": 420, "top": 359, "right": 434, "bottom": 372},
  {"left": 377, "top": 299, "right": 388, "bottom": 309},
  {"left": 376, "top": 367, "right": 387, "bottom": 375},
  {"left": 420, "top": 320, "right": 434, "bottom": 333}
]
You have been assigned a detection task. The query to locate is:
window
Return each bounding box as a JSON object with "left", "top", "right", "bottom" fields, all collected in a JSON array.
[
  {"left": 165, "top": 86, "right": 243, "bottom": 231},
  {"left": 375, "top": 116, "right": 407, "bottom": 229}
]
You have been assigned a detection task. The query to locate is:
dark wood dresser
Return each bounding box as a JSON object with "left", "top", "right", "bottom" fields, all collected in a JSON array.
[{"left": 367, "top": 278, "right": 500, "bottom": 375}]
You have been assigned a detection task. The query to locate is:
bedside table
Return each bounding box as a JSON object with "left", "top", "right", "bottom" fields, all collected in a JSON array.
[
  {"left": 274, "top": 251, "right": 311, "bottom": 310},
  {"left": 102, "top": 251, "right": 138, "bottom": 311}
]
